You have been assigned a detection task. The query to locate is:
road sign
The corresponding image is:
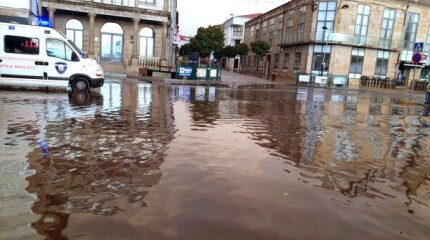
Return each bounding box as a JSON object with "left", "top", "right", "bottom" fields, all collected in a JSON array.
[
  {"left": 412, "top": 52, "right": 422, "bottom": 64},
  {"left": 414, "top": 42, "right": 424, "bottom": 52}
]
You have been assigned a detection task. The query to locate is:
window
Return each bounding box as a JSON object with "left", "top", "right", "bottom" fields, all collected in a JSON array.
[
  {"left": 375, "top": 50, "right": 390, "bottom": 77},
  {"left": 102, "top": 0, "right": 134, "bottom": 7},
  {"left": 139, "top": 27, "right": 154, "bottom": 57},
  {"left": 269, "top": 18, "right": 275, "bottom": 41},
  {"left": 403, "top": 13, "right": 419, "bottom": 50},
  {"left": 379, "top": 8, "right": 396, "bottom": 48},
  {"left": 420, "top": 67, "right": 430, "bottom": 79},
  {"left": 250, "top": 26, "right": 254, "bottom": 39},
  {"left": 298, "top": 6, "right": 306, "bottom": 41},
  {"left": 274, "top": 54, "right": 279, "bottom": 72},
  {"left": 233, "top": 26, "right": 243, "bottom": 36},
  {"left": 425, "top": 26, "right": 430, "bottom": 52},
  {"left": 139, "top": 0, "right": 154, "bottom": 4},
  {"left": 283, "top": 48, "right": 290, "bottom": 73},
  {"left": 353, "top": 4, "right": 371, "bottom": 45},
  {"left": 255, "top": 25, "right": 260, "bottom": 40},
  {"left": 258, "top": 56, "right": 263, "bottom": 70},
  {"left": 349, "top": 48, "right": 365, "bottom": 79},
  {"left": 262, "top": 20, "right": 267, "bottom": 40},
  {"left": 277, "top": 14, "right": 284, "bottom": 44},
  {"left": 253, "top": 55, "right": 258, "bottom": 68},
  {"left": 293, "top": 46, "right": 302, "bottom": 74},
  {"left": 4, "top": 35, "right": 39, "bottom": 54},
  {"left": 46, "top": 39, "right": 75, "bottom": 61},
  {"left": 285, "top": 10, "right": 294, "bottom": 43},
  {"left": 316, "top": 1, "right": 337, "bottom": 41},
  {"left": 312, "top": 44, "right": 331, "bottom": 73},
  {"left": 66, "top": 19, "right": 83, "bottom": 50}
]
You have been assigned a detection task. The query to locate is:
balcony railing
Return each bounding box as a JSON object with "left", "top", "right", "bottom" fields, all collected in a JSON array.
[
  {"left": 138, "top": 56, "right": 161, "bottom": 69},
  {"left": 95, "top": 0, "right": 134, "bottom": 7},
  {"left": 279, "top": 31, "right": 401, "bottom": 50},
  {"left": 47, "top": 0, "right": 145, "bottom": 8}
]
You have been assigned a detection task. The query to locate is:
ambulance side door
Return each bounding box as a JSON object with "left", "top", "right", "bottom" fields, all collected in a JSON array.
[
  {"left": 45, "top": 38, "right": 80, "bottom": 88},
  {"left": 1, "top": 35, "right": 45, "bottom": 87}
]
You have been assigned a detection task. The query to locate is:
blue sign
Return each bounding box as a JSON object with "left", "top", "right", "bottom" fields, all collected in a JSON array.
[
  {"left": 55, "top": 62, "right": 68, "bottom": 74},
  {"left": 414, "top": 42, "right": 424, "bottom": 52},
  {"left": 412, "top": 52, "right": 422, "bottom": 64},
  {"left": 179, "top": 67, "right": 192, "bottom": 77}
]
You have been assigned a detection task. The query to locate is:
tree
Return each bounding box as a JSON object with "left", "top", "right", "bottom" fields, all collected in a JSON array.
[
  {"left": 179, "top": 43, "right": 192, "bottom": 57},
  {"left": 213, "top": 48, "right": 224, "bottom": 60},
  {"left": 250, "top": 40, "right": 270, "bottom": 77},
  {"left": 213, "top": 48, "right": 224, "bottom": 64},
  {"left": 235, "top": 43, "right": 249, "bottom": 73},
  {"left": 223, "top": 46, "right": 237, "bottom": 71},
  {"left": 250, "top": 40, "right": 270, "bottom": 56},
  {"left": 190, "top": 25, "right": 224, "bottom": 58}
]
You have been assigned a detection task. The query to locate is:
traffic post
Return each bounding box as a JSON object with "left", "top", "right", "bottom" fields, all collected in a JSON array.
[{"left": 410, "top": 45, "right": 423, "bottom": 100}]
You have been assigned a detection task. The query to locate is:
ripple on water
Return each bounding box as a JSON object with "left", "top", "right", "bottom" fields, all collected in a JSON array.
[{"left": 1, "top": 85, "right": 430, "bottom": 239}]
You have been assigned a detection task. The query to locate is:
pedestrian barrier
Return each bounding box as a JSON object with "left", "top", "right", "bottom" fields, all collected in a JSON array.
[
  {"left": 360, "top": 76, "right": 395, "bottom": 89},
  {"left": 426, "top": 90, "right": 430, "bottom": 105},
  {"left": 296, "top": 73, "right": 348, "bottom": 88},
  {"left": 176, "top": 65, "right": 222, "bottom": 80},
  {"left": 410, "top": 80, "right": 429, "bottom": 91}
]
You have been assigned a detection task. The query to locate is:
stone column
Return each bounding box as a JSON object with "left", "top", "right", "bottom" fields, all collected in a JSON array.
[
  {"left": 48, "top": 8, "right": 55, "bottom": 27},
  {"left": 88, "top": 12, "right": 96, "bottom": 56},
  {"left": 164, "top": 0, "right": 169, "bottom": 12},
  {"left": 132, "top": 18, "right": 140, "bottom": 58},
  {"left": 161, "top": 23, "right": 167, "bottom": 61}
]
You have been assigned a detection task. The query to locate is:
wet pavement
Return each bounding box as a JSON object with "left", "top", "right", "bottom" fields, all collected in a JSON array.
[{"left": 1, "top": 78, "right": 430, "bottom": 240}]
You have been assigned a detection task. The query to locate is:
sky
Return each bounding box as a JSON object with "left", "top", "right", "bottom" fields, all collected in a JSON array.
[{"left": 177, "top": 0, "right": 286, "bottom": 36}]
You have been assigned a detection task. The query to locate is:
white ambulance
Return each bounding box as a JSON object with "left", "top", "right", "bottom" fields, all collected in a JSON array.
[{"left": 0, "top": 22, "right": 104, "bottom": 92}]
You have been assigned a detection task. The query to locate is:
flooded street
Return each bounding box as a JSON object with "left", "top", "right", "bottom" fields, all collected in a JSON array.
[{"left": 1, "top": 79, "right": 430, "bottom": 240}]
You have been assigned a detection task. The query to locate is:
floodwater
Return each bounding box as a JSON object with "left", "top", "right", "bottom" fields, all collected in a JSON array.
[{"left": 1, "top": 79, "right": 430, "bottom": 240}]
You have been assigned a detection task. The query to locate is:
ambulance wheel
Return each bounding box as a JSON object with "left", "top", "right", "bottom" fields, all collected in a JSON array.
[{"left": 72, "top": 78, "right": 90, "bottom": 92}]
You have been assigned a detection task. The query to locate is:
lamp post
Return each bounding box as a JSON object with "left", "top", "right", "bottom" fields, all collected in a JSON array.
[{"left": 320, "top": 4, "right": 349, "bottom": 76}]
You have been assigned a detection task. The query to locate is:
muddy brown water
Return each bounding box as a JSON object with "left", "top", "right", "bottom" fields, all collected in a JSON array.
[{"left": 1, "top": 79, "right": 430, "bottom": 240}]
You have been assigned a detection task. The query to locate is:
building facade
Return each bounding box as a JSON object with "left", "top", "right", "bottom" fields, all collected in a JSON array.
[
  {"left": 221, "top": 13, "right": 261, "bottom": 71},
  {"left": 243, "top": 0, "right": 430, "bottom": 87},
  {"left": 42, "top": 0, "right": 176, "bottom": 73},
  {"left": 0, "top": 0, "right": 40, "bottom": 25}
]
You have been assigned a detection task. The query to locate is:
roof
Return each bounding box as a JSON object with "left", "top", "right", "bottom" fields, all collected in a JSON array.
[{"left": 236, "top": 13, "right": 262, "bottom": 19}]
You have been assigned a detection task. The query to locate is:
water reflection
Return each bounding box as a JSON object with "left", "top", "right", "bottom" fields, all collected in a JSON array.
[
  {"left": 68, "top": 91, "right": 104, "bottom": 107},
  {"left": 1, "top": 83, "right": 430, "bottom": 239},
  {"left": 1, "top": 80, "right": 174, "bottom": 239}
]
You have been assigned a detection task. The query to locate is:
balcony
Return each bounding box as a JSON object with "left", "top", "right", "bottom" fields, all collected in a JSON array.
[
  {"left": 42, "top": 0, "right": 168, "bottom": 22},
  {"left": 43, "top": 0, "right": 162, "bottom": 11},
  {"left": 94, "top": 0, "right": 134, "bottom": 7},
  {"left": 279, "top": 31, "right": 401, "bottom": 51}
]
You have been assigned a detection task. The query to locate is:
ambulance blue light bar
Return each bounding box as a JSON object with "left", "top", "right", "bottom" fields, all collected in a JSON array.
[{"left": 38, "top": 18, "right": 53, "bottom": 27}]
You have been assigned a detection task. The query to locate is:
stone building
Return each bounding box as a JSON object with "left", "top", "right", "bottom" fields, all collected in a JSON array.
[
  {"left": 243, "top": 0, "right": 430, "bottom": 87},
  {"left": 0, "top": 0, "right": 40, "bottom": 25},
  {"left": 221, "top": 13, "right": 261, "bottom": 72},
  {"left": 40, "top": 0, "right": 176, "bottom": 74}
]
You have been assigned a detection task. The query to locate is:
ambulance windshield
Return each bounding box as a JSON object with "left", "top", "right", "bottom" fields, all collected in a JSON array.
[{"left": 68, "top": 40, "right": 88, "bottom": 59}]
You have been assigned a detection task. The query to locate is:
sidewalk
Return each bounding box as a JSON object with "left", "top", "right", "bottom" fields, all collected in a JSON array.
[{"left": 124, "top": 70, "right": 428, "bottom": 105}]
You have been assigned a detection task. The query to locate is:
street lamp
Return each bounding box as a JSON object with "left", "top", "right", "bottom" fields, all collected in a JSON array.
[{"left": 320, "top": 4, "right": 349, "bottom": 76}]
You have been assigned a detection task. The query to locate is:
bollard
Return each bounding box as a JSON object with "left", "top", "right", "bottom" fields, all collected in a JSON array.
[{"left": 426, "top": 90, "right": 430, "bottom": 105}]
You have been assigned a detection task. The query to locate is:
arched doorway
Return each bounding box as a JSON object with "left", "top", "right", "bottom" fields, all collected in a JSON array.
[
  {"left": 101, "top": 22, "right": 123, "bottom": 62},
  {"left": 66, "top": 19, "right": 83, "bottom": 50},
  {"left": 139, "top": 27, "right": 154, "bottom": 57}
]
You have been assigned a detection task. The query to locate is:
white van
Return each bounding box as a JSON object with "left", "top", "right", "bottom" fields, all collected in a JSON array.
[{"left": 0, "top": 22, "right": 104, "bottom": 92}]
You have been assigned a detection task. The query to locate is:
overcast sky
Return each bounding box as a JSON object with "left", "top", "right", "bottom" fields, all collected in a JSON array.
[{"left": 177, "top": 0, "right": 286, "bottom": 36}]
